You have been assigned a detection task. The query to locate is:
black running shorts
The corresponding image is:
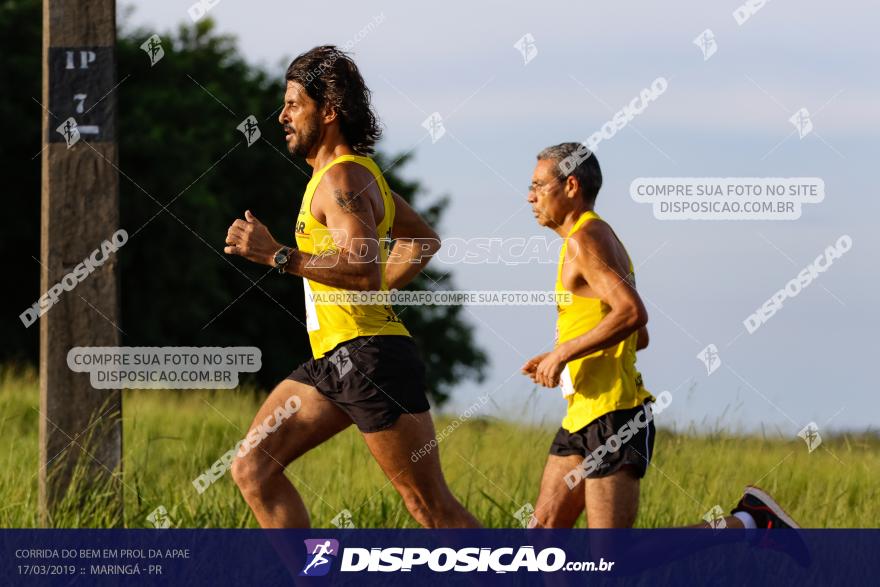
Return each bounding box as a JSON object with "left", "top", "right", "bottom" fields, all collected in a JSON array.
[
  {"left": 549, "top": 401, "right": 655, "bottom": 479},
  {"left": 287, "top": 335, "right": 430, "bottom": 433}
]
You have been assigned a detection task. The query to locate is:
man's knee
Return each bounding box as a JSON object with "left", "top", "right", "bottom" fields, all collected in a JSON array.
[
  {"left": 231, "top": 451, "right": 281, "bottom": 497},
  {"left": 230, "top": 453, "right": 257, "bottom": 491},
  {"left": 398, "top": 484, "right": 455, "bottom": 525}
]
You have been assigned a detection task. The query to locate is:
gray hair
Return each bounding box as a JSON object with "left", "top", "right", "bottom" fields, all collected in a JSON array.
[{"left": 537, "top": 142, "right": 602, "bottom": 202}]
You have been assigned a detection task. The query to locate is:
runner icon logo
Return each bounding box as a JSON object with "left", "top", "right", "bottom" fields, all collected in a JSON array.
[{"left": 300, "top": 539, "right": 340, "bottom": 577}]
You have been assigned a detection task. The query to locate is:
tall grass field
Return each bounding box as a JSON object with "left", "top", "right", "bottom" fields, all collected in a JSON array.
[{"left": 1, "top": 366, "right": 877, "bottom": 528}]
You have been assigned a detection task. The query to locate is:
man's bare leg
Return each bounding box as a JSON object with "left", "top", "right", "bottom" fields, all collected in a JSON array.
[
  {"left": 584, "top": 465, "right": 642, "bottom": 528},
  {"left": 361, "top": 411, "right": 481, "bottom": 528},
  {"left": 583, "top": 466, "right": 747, "bottom": 529},
  {"left": 231, "top": 379, "right": 352, "bottom": 528},
  {"left": 530, "top": 455, "right": 586, "bottom": 528}
]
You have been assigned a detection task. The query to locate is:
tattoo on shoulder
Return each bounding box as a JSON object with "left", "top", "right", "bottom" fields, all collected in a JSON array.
[{"left": 333, "top": 189, "right": 366, "bottom": 213}]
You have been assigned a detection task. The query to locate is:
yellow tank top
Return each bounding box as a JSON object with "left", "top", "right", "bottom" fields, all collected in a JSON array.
[
  {"left": 556, "top": 211, "right": 652, "bottom": 432},
  {"left": 294, "top": 154, "right": 409, "bottom": 359}
]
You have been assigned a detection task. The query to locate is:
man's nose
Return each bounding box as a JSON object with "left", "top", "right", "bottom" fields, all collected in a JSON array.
[{"left": 278, "top": 110, "right": 286, "bottom": 125}]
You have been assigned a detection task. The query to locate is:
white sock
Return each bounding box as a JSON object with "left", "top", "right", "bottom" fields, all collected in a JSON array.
[{"left": 733, "top": 511, "right": 757, "bottom": 529}]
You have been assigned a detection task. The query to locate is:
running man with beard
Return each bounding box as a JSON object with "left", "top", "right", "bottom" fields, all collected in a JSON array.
[
  {"left": 225, "top": 46, "right": 479, "bottom": 528},
  {"left": 522, "top": 143, "right": 802, "bottom": 532}
]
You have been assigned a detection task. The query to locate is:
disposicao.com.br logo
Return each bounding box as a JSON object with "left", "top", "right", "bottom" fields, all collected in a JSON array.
[{"left": 300, "top": 541, "right": 614, "bottom": 575}]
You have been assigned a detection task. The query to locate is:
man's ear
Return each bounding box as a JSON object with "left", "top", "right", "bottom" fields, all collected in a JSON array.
[
  {"left": 322, "top": 103, "right": 338, "bottom": 124},
  {"left": 565, "top": 175, "right": 580, "bottom": 200}
]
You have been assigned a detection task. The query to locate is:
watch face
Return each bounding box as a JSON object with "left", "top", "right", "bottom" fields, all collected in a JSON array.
[{"left": 274, "top": 250, "right": 289, "bottom": 265}]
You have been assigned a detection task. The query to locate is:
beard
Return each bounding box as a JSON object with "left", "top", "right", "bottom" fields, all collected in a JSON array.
[{"left": 286, "top": 114, "right": 320, "bottom": 157}]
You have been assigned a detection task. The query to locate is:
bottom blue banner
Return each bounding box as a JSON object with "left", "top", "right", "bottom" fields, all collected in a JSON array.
[{"left": 2, "top": 529, "right": 876, "bottom": 585}]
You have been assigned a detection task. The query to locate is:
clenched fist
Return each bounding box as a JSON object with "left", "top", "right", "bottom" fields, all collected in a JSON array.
[{"left": 224, "top": 210, "right": 283, "bottom": 267}]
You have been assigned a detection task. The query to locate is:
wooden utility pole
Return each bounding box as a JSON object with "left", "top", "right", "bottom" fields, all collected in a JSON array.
[{"left": 39, "top": 0, "right": 122, "bottom": 525}]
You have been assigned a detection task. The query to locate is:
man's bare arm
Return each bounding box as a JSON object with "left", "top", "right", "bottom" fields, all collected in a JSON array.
[
  {"left": 527, "top": 221, "right": 647, "bottom": 387},
  {"left": 554, "top": 225, "right": 647, "bottom": 365},
  {"left": 287, "top": 163, "right": 383, "bottom": 290},
  {"left": 384, "top": 191, "right": 441, "bottom": 290},
  {"left": 554, "top": 223, "right": 648, "bottom": 363},
  {"left": 224, "top": 163, "right": 385, "bottom": 290}
]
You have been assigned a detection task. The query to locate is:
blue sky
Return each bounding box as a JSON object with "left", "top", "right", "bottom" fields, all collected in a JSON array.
[{"left": 127, "top": 1, "right": 879, "bottom": 433}]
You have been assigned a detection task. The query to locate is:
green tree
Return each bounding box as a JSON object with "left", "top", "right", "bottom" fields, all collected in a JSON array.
[
  {"left": 1, "top": 3, "right": 486, "bottom": 405},
  {"left": 1, "top": 0, "right": 42, "bottom": 365}
]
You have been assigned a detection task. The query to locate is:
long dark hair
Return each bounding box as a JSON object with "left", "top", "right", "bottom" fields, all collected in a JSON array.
[{"left": 285, "top": 45, "right": 382, "bottom": 155}]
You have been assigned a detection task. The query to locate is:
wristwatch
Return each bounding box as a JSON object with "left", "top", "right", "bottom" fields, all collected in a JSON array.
[{"left": 273, "top": 246, "right": 293, "bottom": 274}]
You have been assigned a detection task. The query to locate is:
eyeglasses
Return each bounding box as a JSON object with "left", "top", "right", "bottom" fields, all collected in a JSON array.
[{"left": 528, "top": 177, "right": 563, "bottom": 194}]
